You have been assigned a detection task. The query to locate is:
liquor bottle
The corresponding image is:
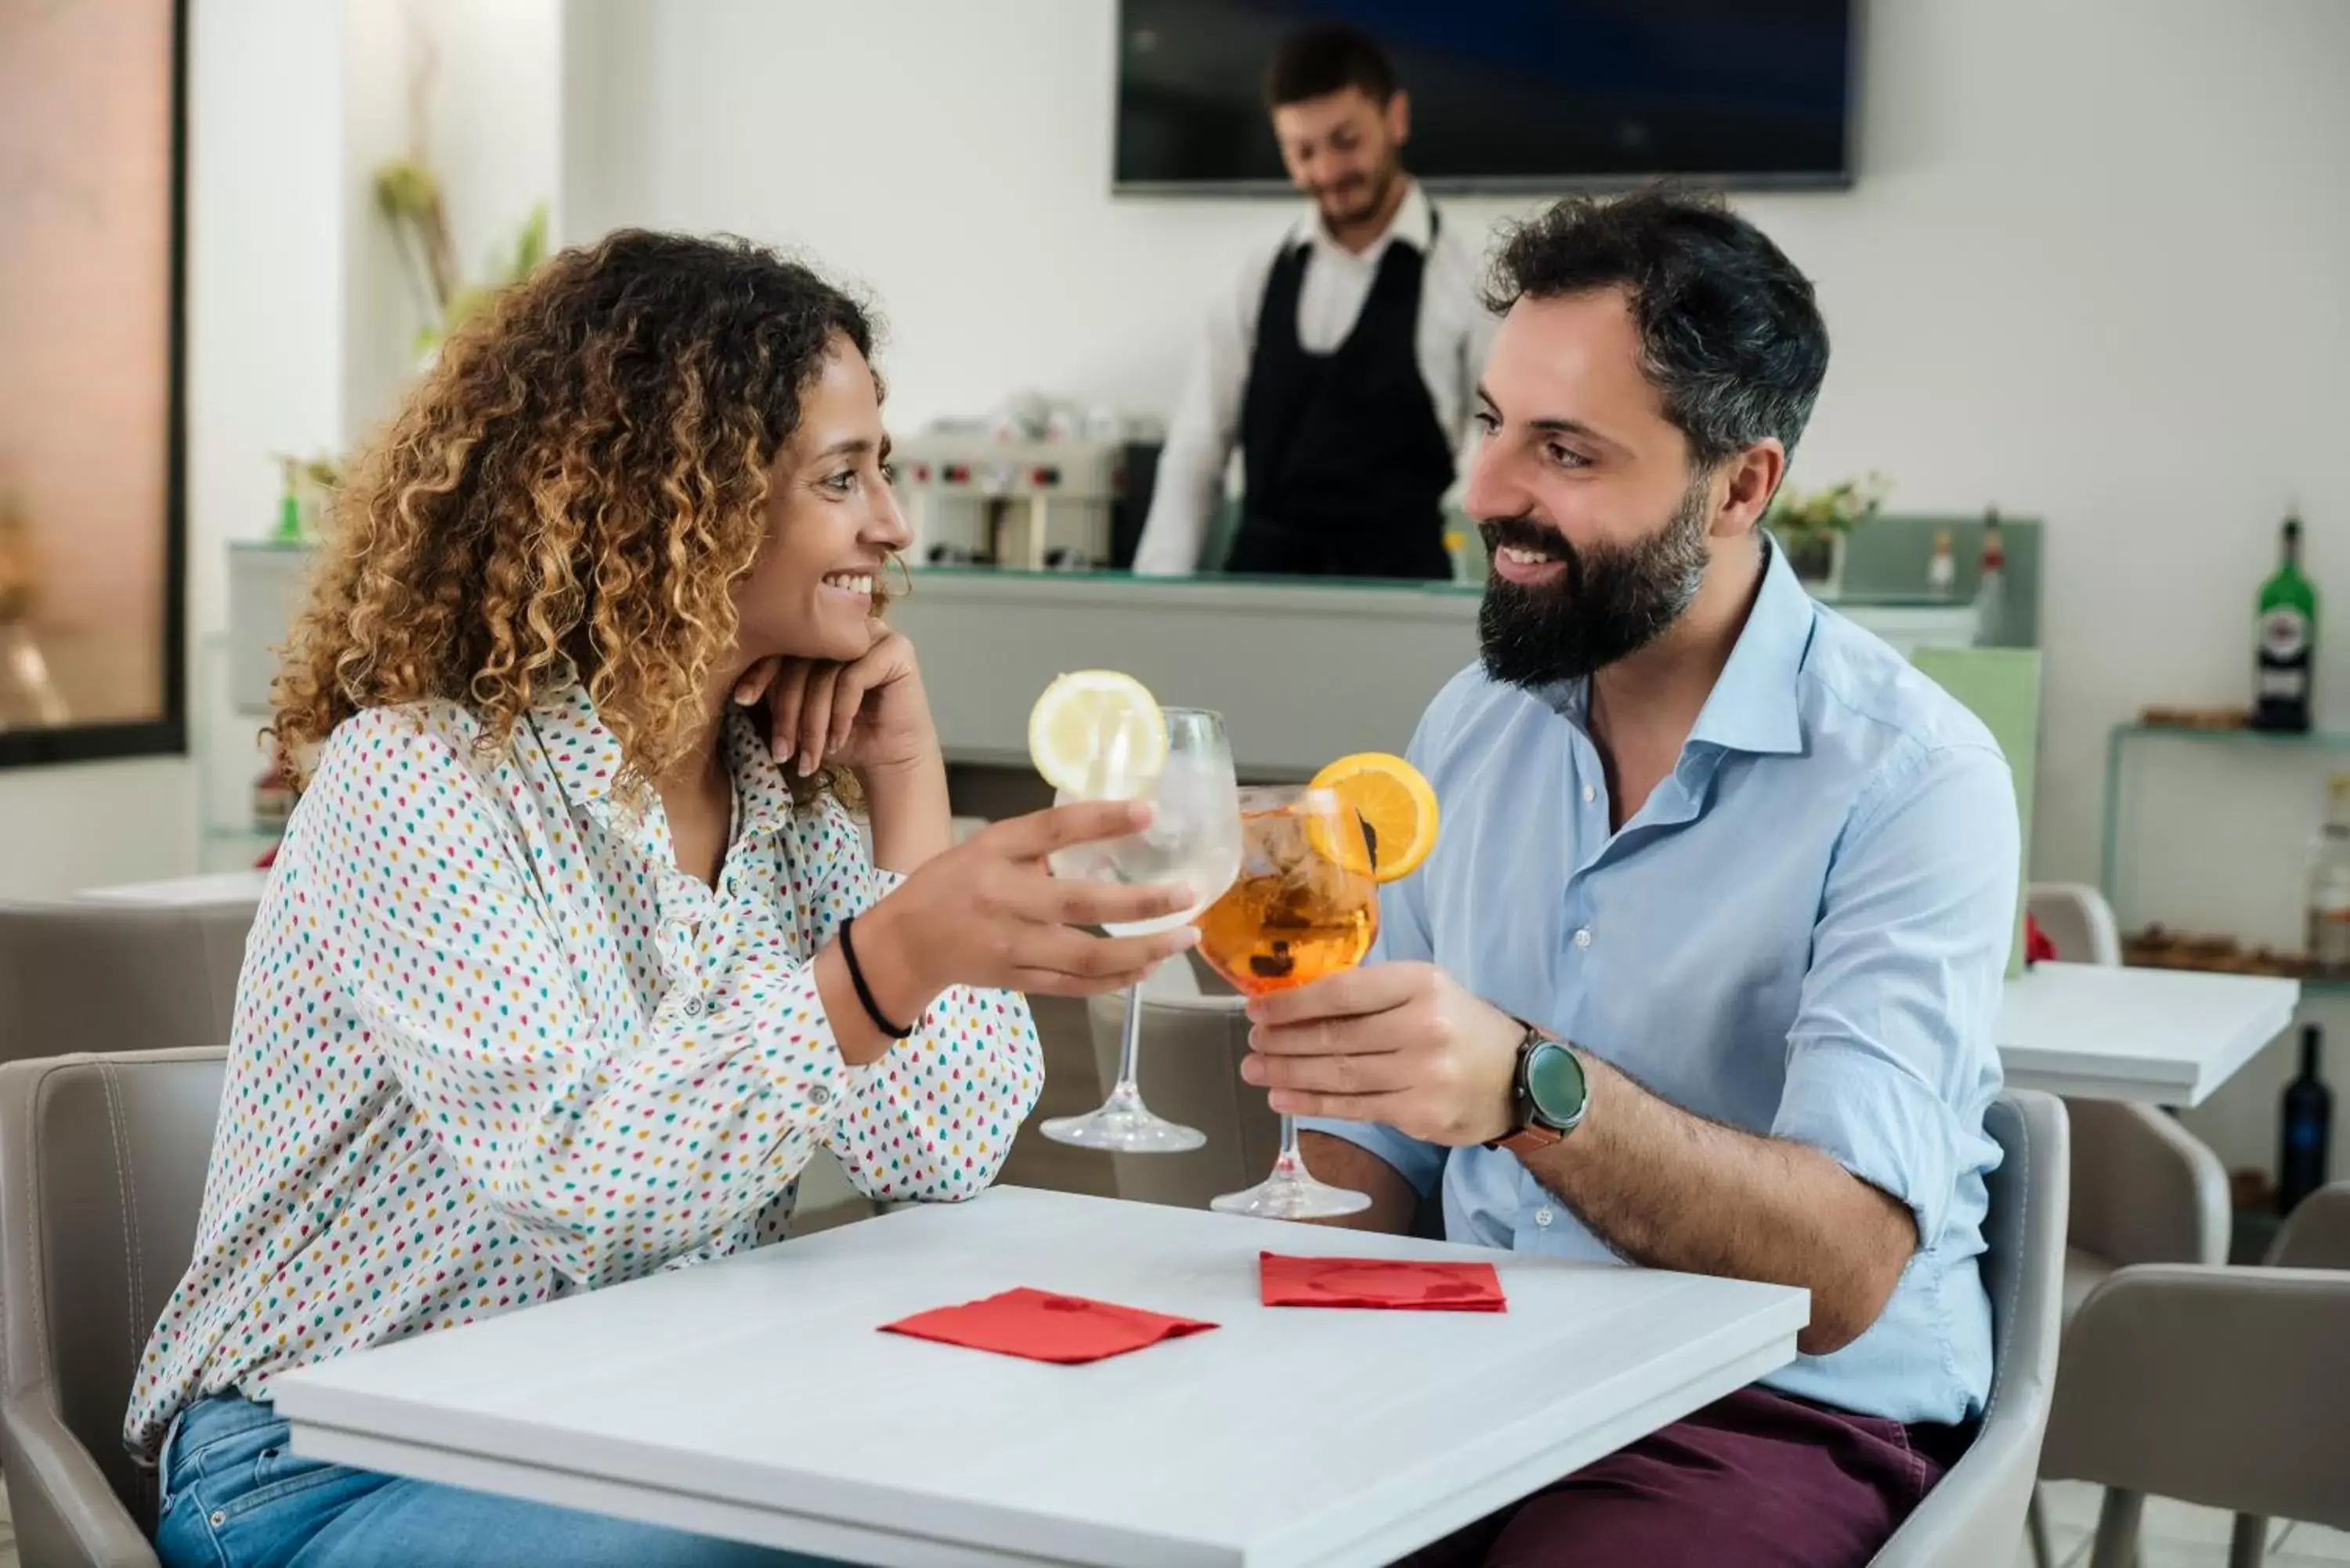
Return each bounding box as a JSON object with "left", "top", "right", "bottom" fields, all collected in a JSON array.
[
  {"left": 2278, "top": 1024, "right": 2333, "bottom": 1214},
  {"left": 2254, "top": 515, "right": 2316, "bottom": 732},
  {"left": 2308, "top": 773, "right": 2350, "bottom": 979},
  {"left": 1971, "top": 511, "right": 2005, "bottom": 645},
  {"left": 252, "top": 752, "right": 296, "bottom": 835},
  {"left": 274, "top": 457, "right": 304, "bottom": 544},
  {"left": 1928, "top": 529, "right": 1955, "bottom": 597}
]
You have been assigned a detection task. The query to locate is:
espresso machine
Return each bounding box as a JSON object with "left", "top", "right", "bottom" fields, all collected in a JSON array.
[{"left": 894, "top": 425, "right": 1160, "bottom": 572}]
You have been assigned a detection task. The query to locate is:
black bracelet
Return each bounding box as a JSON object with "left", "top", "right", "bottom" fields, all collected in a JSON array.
[{"left": 837, "top": 916, "right": 916, "bottom": 1039}]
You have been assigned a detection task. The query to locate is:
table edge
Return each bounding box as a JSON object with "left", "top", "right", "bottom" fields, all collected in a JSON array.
[{"left": 280, "top": 1293, "right": 1806, "bottom": 1568}]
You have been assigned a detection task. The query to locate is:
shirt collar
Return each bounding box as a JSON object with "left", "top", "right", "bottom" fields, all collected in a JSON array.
[
  {"left": 524, "top": 685, "right": 626, "bottom": 811},
  {"left": 721, "top": 703, "right": 803, "bottom": 844},
  {"left": 1685, "top": 539, "right": 1816, "bottom": 757},
  {"left": 1288, "top": 178, "right": 1433, "bottom": 261},
  {"left": 525, "top": 682, "right": 801, "bottom": 843},
  {"left": 1539, "top": 540, "right": 1814, "bottom": 757}
]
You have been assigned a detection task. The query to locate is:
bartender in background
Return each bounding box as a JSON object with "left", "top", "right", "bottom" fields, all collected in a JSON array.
[{"left": 1131, "top": 26, "right": 1495, "bottom": 580}]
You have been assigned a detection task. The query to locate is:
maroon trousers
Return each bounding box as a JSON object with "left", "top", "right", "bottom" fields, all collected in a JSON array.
[{"left": 1397, "top": 1386, "right": 1969, "bottom": 1568}]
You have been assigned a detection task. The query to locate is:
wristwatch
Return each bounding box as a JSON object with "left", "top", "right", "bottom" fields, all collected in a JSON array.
[{"left": 1486, "top": 1021, "right": 1589, "bottom": 1157}]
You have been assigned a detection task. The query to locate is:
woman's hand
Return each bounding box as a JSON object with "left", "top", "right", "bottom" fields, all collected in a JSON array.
[
  {"left": 847, "top": 799, "right": 1202, "bottom": 1013},
  {"left": 735, "top": 627, "right": 936, "bottom": 779}
]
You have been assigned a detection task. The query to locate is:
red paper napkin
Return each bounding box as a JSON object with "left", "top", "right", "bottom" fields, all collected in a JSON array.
[
  {"left": 880, "top": 1288, "right": 1218, "bottom": 1364},
  {"left": 1260, "top": 1251, "right": 1507, "bottom": 1312}
]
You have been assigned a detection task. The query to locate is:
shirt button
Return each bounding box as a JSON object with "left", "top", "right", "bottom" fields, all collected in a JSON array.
[
  {"left": 683, "top": 996, "right": 704, "bottom": 1017},
  {"left": 1536, "top": 1207, "right": 1555, "bottom": 1228},
  {"left": 1574, "top": 927, "right": 1593, "bottom": 948},
  {"left": 808, "top": 1084, "right": 833, "bottom": 1108},
  {"left": 1582, "top": 784, "right": 1596, "bottom": 804}
]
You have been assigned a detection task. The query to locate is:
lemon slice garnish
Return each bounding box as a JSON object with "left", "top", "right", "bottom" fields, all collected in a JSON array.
[{"left": 1027, "top": 670, "right": 1167, "bottom": 800}]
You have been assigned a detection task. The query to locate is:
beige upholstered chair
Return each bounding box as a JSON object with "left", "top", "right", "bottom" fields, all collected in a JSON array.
[
  {"left": 0, "top": 898, "right": 255, "bottom": 1064},
  {"left": 2021, "top": 883, "right": 2232, "bottom": 1567},
  {"left": 2041, "top": 1182, "right": 2350, "bottom": 1568},
  {"left": 1869, "top": 1092, "right": 2072, "bottom": 1566},
  {"left": 1086, "top": 988, "right": 1274, "bottom": 1211},
  {"left": 0, "top": 1048, "right": 229, "bottom": 1568}
]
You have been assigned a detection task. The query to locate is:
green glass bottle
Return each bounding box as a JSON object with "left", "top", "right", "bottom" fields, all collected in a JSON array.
[{"left": 2254, "top": 515, "right": 2316, "bottom": 732}]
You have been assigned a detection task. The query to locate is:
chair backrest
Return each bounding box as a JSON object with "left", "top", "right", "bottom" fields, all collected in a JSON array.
[
  {"left": 0, "top": 1049, "right": 227, "bottom": 1551},
  {"left": 2269, "top": 1180, "right": 2350, "bottom": 1269},
  {"left": 0, "top": 900, "right": 255, "bottom": 1064},
  {"left": 1871, "top": 1089, "right": 2071, "bottom": 1566},
  {"left": 1088, "top": 992, "right": 1278, "bottom": 1209},
  {"left": 2063, "top": 1097, "right": 2231, "bottom": 1268},
  {"left": 2024, "top": 883, "right": 2121, "bottom": 967}
]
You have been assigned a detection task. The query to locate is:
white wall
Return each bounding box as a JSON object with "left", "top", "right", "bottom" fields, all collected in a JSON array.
[
  {"left": 0, "top": 0, "right": 344, "bottom": 900},
  {"left": 345, "top": 0, "right": 562, "bottom": 446},
  {"left": 562, "top": 0, "right": 2350, "bottom": 1172}
]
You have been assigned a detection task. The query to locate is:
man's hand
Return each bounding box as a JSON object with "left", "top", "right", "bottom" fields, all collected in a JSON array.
[{"left": 1240, "top": 962, "right": 1523, "bottom": 1147}]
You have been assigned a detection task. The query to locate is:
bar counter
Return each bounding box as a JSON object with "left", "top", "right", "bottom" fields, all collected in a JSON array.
[
  {"left": 891, "top": 567, "right": 1979, "bottom": 778},
  {"left": 226, "top": 546, "right": 1979, "bottom": 779}
]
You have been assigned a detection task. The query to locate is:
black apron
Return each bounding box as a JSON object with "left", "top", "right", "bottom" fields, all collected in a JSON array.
[{"left": 1226, "top": 209, "right": 1458, "bottom": 581}]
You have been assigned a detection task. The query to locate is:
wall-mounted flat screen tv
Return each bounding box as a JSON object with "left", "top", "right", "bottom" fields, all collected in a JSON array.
[{"left": 1115, "top": 1, "right": 1856, "bottom": 194}]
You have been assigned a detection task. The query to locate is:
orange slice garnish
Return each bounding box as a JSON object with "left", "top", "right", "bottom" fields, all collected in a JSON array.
[{"left": 1308, "top": 753, "right": 1439, "bottom": 883}]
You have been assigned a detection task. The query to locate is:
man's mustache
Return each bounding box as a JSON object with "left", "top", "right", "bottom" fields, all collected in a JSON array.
[{"left": 1478, "top": 514, "right": 1574, "bottom": 564}]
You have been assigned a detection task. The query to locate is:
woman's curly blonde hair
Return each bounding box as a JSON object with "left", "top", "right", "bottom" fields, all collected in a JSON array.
[{"left": 273, "top": 229, "right": 884, "bottom": 800}]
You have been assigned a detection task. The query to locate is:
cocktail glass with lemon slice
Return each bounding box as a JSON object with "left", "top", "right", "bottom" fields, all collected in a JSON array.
[{"left": 1028, "top": 672, "right": 1243, "bottom": 1153}]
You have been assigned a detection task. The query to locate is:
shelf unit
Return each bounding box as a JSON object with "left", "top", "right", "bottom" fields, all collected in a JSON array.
[
  {"left": 191, "top": 631, "right": 284, "bottom": 873},
  {"left": 2100, "top": 721, "right": 2350, "bottom": 981}
]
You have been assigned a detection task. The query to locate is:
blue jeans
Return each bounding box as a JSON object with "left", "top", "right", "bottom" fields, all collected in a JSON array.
[{"left": 154, "top": 1394, "right": 833, "bottom": 1567}]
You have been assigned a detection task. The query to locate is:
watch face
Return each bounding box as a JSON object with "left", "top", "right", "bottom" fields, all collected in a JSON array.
[{"left": 1526, "top": 1040, "right": 1587, "bottom": 1128}]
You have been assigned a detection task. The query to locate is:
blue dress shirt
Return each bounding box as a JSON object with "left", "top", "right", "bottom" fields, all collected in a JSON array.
[{"left": 1307, "top": 545, "right": 2018, "bottom": 1425}]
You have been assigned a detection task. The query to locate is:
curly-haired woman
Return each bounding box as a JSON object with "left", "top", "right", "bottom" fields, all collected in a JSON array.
[{"left": 128, "top": 232, "right": 1198, "bottom": 1568}]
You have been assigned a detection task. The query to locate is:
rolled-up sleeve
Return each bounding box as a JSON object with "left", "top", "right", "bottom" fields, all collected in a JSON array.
[
  {"left": 309, "top": 721, "right": 844, "bottom": 1288},
  {"left": 1132, "top": 256, "right": 1265, "bottom": 576},
  {"left": 1773, "top": 742, "right": 2018, "bottom": 1247},
  {"left": 314, "top": 716, "right": 1039, "bottom": 1289},
  {"left": 791, "top": 802, "right": 1044, "bottom": 1205}
]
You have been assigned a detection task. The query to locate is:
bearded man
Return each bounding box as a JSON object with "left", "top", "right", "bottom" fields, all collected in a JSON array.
[
  {"left": 1252, "top": 188, "right": 2020, "bottom": 1568},
  {"left": 1132, "top": 24, "right": 1495, "bottom": 581}
]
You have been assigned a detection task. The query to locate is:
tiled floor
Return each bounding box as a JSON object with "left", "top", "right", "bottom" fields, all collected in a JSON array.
[{"left": 2020, "top": 1479, "right": 2350, "bottom": 1567}]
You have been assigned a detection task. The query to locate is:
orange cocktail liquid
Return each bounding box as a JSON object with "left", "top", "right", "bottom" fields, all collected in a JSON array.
[{"left": 1195, "top": 867, "right": 1379, "bottom": 995}]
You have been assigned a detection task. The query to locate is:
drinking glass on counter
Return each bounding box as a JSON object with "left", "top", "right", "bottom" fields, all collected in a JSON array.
[
  {"left": 1195, "top": 785, "right": 1380, "bottom": 1219},
  {"left": 1041, "top": 707, "right": 1243, "bottom": 1153}
]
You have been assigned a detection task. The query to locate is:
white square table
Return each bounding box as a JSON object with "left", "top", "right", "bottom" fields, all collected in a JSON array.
[
  {"left": 277, "top": 1187, "right": 1807, "bottom": 1568},
  {"left": 1995, "top": 962, "right": 2301, "bottom": 1106}
]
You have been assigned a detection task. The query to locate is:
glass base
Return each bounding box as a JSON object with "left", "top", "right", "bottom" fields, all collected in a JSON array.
[
  {"left": 1040, "top": 1085, "right": 1206, "bottom": 1154},
  {"left": 1211, "top": 1154, "right": 1372, "bottom": 1221}
]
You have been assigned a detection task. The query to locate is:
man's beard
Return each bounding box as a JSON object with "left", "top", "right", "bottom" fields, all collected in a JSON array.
[
  {"left": 1315, "top": 160, "right": 1397, "bottom": 229},
  {"left": 1477, "top": 480, "right": 1713, "bottom": 691}
]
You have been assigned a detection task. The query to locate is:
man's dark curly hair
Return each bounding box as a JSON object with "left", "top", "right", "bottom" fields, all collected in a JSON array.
[{"left": 1487, "top": 187, "right": 1829, "bottom": 470}]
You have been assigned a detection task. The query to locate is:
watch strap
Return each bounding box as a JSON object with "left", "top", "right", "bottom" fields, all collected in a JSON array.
[
  {"left": 1487, "top": 1020, "right": 1563, "bottom": 1154},
  {"left": 1485, "top": 1024, "right": 1579, "bottom": 1161}
]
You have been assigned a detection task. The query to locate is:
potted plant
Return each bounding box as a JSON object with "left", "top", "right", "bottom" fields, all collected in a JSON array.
[
  {"left": 1765, "top": 472, "right": 1889, "bottom": 594},
  {"left": 377, "top": 157, "right": 548, "bottom": 357},
  {"left": 372, "top": 31, "right": 549, "bottom": 360}
]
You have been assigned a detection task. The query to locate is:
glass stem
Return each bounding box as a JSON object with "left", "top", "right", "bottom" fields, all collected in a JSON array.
[
  {"left": 1110, "top": 982, "right": 1144, "bottom": 1095},
  {"left": 1274, "top": 1114, "right": 1304, "bottom": 1174}
]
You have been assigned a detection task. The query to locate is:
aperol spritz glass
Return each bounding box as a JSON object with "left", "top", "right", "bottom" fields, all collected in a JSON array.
[{"left": 1194, "top": 785, "right": 1379, "bottom": 1219}]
